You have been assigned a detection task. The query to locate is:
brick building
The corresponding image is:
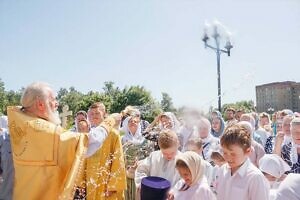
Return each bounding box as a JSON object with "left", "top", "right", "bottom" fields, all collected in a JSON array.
[{"left": 256, "top": 81, "right": 300, "bottom": 112}]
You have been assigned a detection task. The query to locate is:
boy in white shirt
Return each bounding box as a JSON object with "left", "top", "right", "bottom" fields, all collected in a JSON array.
[
  {"left": 135, "top": 130, "right": 182, "bottom": 198},
  {"left": 216, "top": 124, "right": 270, "bottom": 200}
]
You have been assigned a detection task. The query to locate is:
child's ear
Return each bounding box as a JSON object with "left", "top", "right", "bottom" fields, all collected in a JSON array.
[{"left": 245, "top": 147, "right": 252, "bottom": 155}]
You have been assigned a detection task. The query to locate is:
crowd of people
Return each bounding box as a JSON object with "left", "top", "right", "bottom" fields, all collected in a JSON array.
[{"left": 0, "top": 81, "right": 300, "bottom": 200}]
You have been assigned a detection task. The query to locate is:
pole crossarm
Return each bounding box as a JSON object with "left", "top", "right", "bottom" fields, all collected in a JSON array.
[
  {"left": 202, "top": 22, "right": 233, "bottom": 111},
  {"left": 205, "top": 43, "right": 230, "bottom": 54}
]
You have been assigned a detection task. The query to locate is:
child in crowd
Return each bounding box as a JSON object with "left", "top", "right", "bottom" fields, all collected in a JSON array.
[
  {"left": 209, "top": 145, "right": 226, "bottom": 193},
  {"left": 259, "top": 154, "right": 290, "bottom": 200},
  {"left": 185, "top": 138, "right": 214, "bottom": 186},
  {"left": 168, "top": 151, "right": 216, "bottom": 200},
  {"left": 210, "top": 149, "right": 226, "bottom": 167},
  {"left": 216, "top": 124, "right": 269, "bottom": 200},
  {"left": 77, "top": 119, "right": 90, "bottom": 133},
  {"left": 135, "top": 130, "right": 182, "bottom": 198}
]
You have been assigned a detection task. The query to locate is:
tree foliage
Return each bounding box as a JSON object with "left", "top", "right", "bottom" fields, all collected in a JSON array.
[
  {"left": 221, "top": 100, "right": 256, "bottom": 114},
  {"left": 0, "top": 78, "right": 256, "bottom": 124},
  {"left": 161, "top": 92, "right": 176, "bottom": 112},
  {"left": 53, "top": 82, "right": 164, "bottom": 124},
  {"left": 0, "top": 78, "right": 22, "bottom": 115}
]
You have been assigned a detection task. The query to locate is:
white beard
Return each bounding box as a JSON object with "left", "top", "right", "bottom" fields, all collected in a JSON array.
[
  {"left": 49, "top": 110, "right": 61, "bottom": 125},
  {"left": 46, "top": 104, "right": 61, "bottom": 125}
]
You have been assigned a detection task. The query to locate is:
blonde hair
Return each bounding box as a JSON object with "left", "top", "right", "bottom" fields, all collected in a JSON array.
[
  {"left": 122, "top": 105, "right": 140, "bottom": 117},
  {"left": 211, "top": 152, "right": 225, "bottom": 162},
  {"left": 158, "top": 130, "right": 178, "bottom": 149},
  {"left": 186, "top": 138, "right": 203, "bottom": 150}
]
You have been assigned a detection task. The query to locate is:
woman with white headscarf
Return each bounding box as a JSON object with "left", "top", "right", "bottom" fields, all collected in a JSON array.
[
  {"left": 168, "top": 151, "right": 216, "bottom": 200},
  {"left": 143, "top": 112, "right": 180, "bottom": 150},
  {"left": 121, "top": 116, "right": 145, "bottom": 145},
  {"left": 121, "top": 116, "right": 153, "bottom": 200}
]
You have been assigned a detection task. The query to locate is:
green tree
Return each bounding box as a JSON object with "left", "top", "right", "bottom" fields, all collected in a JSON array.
[
  {"left": 160, "top": 92, "right": 176, "bottom": 112},
  {"left": 102, "top": 81, "right": 124, "bottom": 113},
  {"left": 0, "top": 79, "right": 22, "bottom": 114},
  {"left": 0, "top": 79, "right": 175, "bottom": 123},
  {"left": 101, "top": 82, "right": 162, "bottom": 122},
  {"left": 57, "top": 87, "right": 84, "bottom": 113},
  {"left": 5, "top": 90, "right": 22, "bottom": 107},
  {"left": 82, "top": 91, "right": 112, "bottom": 113},
  {"left": 221, "top": 100, "right": 256, "bottom": 115},
  {"left": 0, "top": 79, "right": 6, "bottom": 114}
]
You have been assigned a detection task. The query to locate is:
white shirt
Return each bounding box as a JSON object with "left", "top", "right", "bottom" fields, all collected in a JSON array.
[
  {"left": 172, "top": 178, "right": 216, "bottom": 200},
  {"left": 275, "top": 173, "right": 300, "bottom": 200},
  {"left": 135, "top": 150, "right": 181, "bottom": 187},
  {"left": 85, "top": 126, "right": 108, "bottom": 157},
  {"left": 216, "top": 158, "right": 270, "bottom": 200},
  {"left": 203, "top": 159, "right": 214, "bottom": 186},
  {"left": 283, "top": 135, "right": 292, "bottom": 146},
  {"left": 202, "top": 134, "right": 219, "bottom": 161}
]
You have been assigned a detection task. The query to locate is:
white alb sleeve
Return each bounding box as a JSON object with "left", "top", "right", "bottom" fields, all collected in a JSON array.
[{"left": 85, "top": 126, "right": 108, "bottom": 157}]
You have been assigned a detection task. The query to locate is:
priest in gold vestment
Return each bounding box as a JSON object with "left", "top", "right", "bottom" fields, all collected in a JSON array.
[
  {"left": 7, "top": 82, "right": 112, "bottom": 200},
  {"left": 85, "top": 102, "right": 127, "bottom": 200}
]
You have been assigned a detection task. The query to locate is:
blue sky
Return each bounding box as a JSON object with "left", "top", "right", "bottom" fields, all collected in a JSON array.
[{"left": 1, "top": 0, "right": 299, "bottom": 111}]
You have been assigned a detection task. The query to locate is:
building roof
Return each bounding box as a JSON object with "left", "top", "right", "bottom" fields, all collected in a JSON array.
[{"left": 256, "top": 81, "right": 299, "bottom": 88}]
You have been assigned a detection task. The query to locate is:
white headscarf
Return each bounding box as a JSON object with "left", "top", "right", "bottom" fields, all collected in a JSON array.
[
  {"left": 0, "top": 115, "right": 8, "bottom": 129},
  {"left": 259, "top": 154, "right": 290, "bottom": 179},
  {"left": 176, "top": 151, "right": 204, "bottom": 186},
  {"left": 159, "top": 112, "right": 180, "bottom": 131},
  {"left": 0, "top": 115, "right": 8, "bottom": 134},
  {"left": 121, "top": 116, "right": 144, "bottom": 145}
]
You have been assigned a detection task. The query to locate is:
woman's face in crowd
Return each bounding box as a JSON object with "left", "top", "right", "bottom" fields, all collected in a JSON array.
[
  {"left": 212, "top": 118, "right": 221, "bottom": 132},
  {"left": 160, "top": 115, "right": 173, "bottom": 129},
  {"left": 128, "top": 117, "right": 140, "bottom": 134}
]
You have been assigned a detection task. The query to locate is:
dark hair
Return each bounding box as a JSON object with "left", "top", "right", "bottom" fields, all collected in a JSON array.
[
  {"left": 175, "top": 159, "right": 189, "bottom": 169},
  {"left": 259, "top": 112, "right": 270, "bottom": 120},
  {"left": 76, "top": 110, "right": 87, "bottom": 118},
  {"left": 89, "top": 102, "right": 106, "bottom": 111}
]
